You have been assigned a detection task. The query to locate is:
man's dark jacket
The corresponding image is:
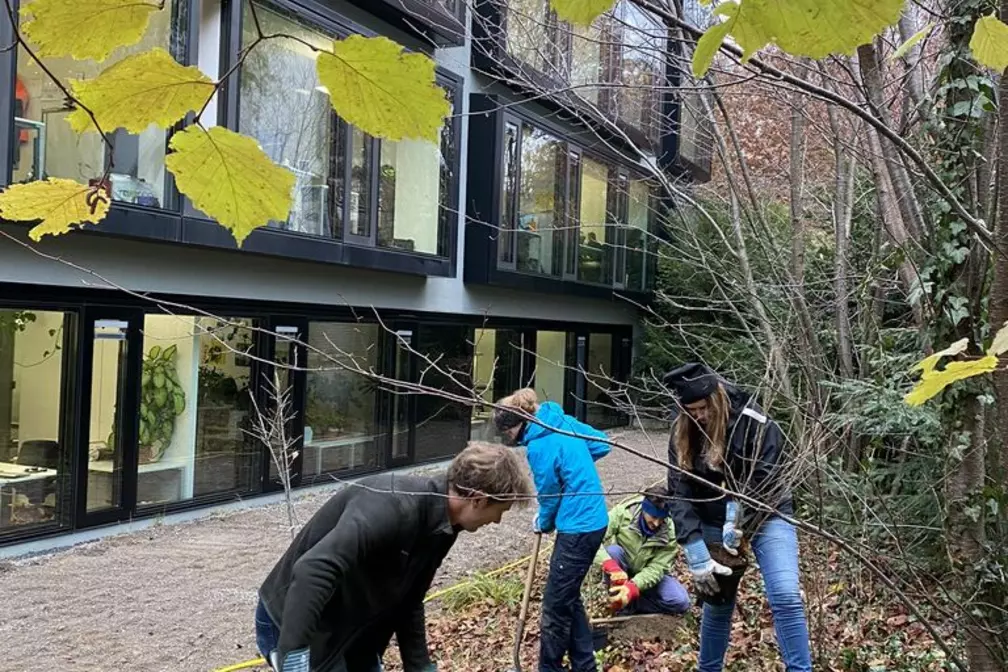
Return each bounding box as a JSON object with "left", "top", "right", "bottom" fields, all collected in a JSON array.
[
  {"left": 666, "top": 382, "right": 794, "bottom": 546},
  {"left": 258, "top": 472, "right": 458, "bottom": 671}
]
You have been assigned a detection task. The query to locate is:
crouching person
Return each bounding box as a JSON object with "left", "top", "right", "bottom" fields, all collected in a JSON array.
[
  {"left": 255, "top": 441, "right": 533, "bottom": 672},
  {"left": 595, "top": 485, "right": 690, "bottom": 616}
]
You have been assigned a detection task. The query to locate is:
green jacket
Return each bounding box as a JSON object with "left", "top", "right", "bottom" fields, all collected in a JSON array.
[{"left": 592, "top": 495, "right": 679, "bottom": 592}]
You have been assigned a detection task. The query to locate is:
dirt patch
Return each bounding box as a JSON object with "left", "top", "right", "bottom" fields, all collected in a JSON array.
[{"left": 0, "top": 429, "right": 669, "bottom": 672}]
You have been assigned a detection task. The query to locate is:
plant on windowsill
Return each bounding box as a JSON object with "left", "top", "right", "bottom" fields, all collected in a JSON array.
[{"left": 109, "top": 344, "right": 186, "bottom": 464}]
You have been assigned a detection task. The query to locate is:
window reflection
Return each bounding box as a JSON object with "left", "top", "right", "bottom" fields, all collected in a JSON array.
[
  {"left": 0, "top": 310, "right": 67, "bottom": 530},
  {"left": 517, "top": 127, "right": 562, "bottom": 276},
  {"left": 14, "top": 5, "right": 183, "bottom": 206}
]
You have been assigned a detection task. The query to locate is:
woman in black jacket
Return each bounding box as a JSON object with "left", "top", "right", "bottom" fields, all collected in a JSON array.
[{"left": 663, "top": 362, "right": 812, "bottom": 672}]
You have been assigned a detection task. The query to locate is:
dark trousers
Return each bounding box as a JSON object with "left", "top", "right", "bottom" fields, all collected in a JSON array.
[{"left": 539, "top": 527, "right": 606, "bottom": 672}]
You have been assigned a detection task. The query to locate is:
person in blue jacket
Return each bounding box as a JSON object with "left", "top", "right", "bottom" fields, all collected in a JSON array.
[{"left": 493, "top": 387, "right": 610, "bottom": 672}]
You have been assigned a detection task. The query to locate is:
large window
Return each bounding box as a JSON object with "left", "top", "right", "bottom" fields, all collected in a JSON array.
[
  {"left": 239, "top": 1, "right": 456, "bottom": 256},
  {"left": 0, "top": 310, "right": 69, "bottom": 531},
  {"left": 13, "top": 4, "right": 184, "bottom": 207},
  {"left": 129, "top": 316, "right": 256, "bottom": 507},
  {"left": 578, "top": 157, "right": 609, "bottom": 284},
  {"left": 303, "top": 323, "right": 381, "bottom": 479},
  {"left": 414, "top": 326, "right": 473, "bottom": 462},
  {"left": 586, "top": 332, "right": 617, "bottom": 428},
  {"left": 517, "top": 127, "right": 563, "bottom": 275},
  {"left": 499, "top": 0, "right": 668, "bottom": 142},
  {"left": 498, "top": 118, "right": 655, "bottom": 290},
  {"left": 534, "top": 331, "right": 566, "bottom": 405}
]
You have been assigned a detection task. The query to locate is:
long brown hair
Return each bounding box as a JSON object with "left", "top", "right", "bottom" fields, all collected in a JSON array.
[{"left": 672, "top": 384, "right": 730, "bottom": 472}]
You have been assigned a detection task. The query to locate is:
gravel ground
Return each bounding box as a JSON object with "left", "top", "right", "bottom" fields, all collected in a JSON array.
[{"left": 0, "top": 429, "right": 669, "bottom": 672}]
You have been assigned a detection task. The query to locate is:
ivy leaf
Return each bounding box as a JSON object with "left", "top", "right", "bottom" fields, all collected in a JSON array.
[
  {"left": 970, "top": 14, "right": 1008, "bottom": 72},
  {"left": 708, "top": 0, "right": 905, "bottom": 62},
  {"left": 692, "top": 12, "right": 735, "bottom": 78},
  {"left": 890, "top": 21, "right": 933, "bottom": 60},
  {"left": 0, "top": 178, "right": 110, "bottom": 240},
  {"left": 549, "top": 0, "right": 614, "bottom": 27},
  {"left": 904, "top": 338, "right": 998, "bottom": 406},
  {"left": 67, "top": 48, "right": 215, "bottom": 134},
  {"left": 164, "top": 126, "right": 295, "bottom": 246},
  {"left": 316, "top": 35, "right": 451, "bottom": 143},
  {"left": 19, "top": 0, "right": 164, "bottom": 62}
]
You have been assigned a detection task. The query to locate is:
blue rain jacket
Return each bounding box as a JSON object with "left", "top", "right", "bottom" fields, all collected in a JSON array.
[{"left": 520, "top": 401, "right": 610, "bottom": 534}]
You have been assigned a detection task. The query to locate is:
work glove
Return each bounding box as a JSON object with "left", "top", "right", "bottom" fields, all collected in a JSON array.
[
  {"left": 607, "top": 580, "right": 640, "bottom": 611},
  {"left": 533, "top": 516, "right": 553, "bottom": 535},
  {"left": 683, "top": 539, "right": 732, "bottom": 596},
  {"left": 722, "top": 500, "right": 743, "bottom": 556},
  {"left": 268, "top": 648, "right": 310, "bottom": 672},
  {"left": 601, "top": 558, "right": 628, "bottom": 586}
]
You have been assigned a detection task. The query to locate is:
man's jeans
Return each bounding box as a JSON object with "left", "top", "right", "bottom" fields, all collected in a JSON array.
[
  {"left": 697, "top": 516, "right": 812, "bottom": 672},
  {"left": 539, "top": 527, "right": 606, "bottom": 672},
  {"left": 604, "top": 545, "right": 690, "bottom": 615},
  {"left": 255, "top": 598, "right": 383, "bottom": 672}
]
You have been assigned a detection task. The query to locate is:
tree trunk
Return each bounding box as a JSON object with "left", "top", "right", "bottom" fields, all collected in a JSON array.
[
  {"left": 865, "top": 128, "right": 925, "bottom": 326},
  {"left": 989, "top": 0, "right": 1008, "bottom": 523},
  {"left": 857, "top": 41, "right": 928, "bottom": 241},
  {"left": 897, "top": 9, "right": 926, "bottom": 114},
  {"left": 790, "top": 70, "right": 808, "bottom": 286}
]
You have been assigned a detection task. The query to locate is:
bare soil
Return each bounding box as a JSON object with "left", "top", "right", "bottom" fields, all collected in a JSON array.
[{"left": 0, "top": 429, "right": 668, "bottom": 672}]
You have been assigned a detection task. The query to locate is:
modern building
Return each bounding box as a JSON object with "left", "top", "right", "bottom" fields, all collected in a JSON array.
[{"left": 0, "top": 0, "right": 710, "bottom": 550}]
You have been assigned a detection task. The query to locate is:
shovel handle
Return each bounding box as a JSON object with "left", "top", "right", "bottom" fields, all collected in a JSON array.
[{"left": 511, "top": 532, "right": 543, "bottom": 672}]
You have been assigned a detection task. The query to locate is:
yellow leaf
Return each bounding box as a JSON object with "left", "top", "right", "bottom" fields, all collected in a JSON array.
[
  {"left": 890, "top": 21, "right": 933, "bottom": 60},
  {"left": 67, "top": 48, "right": 215, "bottom": 134},
  {"left": 0, "top": 178, "right": 110, "bottom": 240},
  {"left": 549, "top": 0, "right": 614, "bottom": 27},
  {"left": 904, "top": 355, "right": 998, "bottom": 406},
  {"left": 970, "top": 15, "right": 1008, "bottom": 72},
  {"left": 913, "top": 337, "right": 969, "bottom": 373},
  {"left": 988, "top": 321, "right": 1008, "bottom": 356},
  {"left": 713, "top": 0, "right": 905, "bottom": 62},
  {"left": 19, "top": 0, "right": 163, "bottom": 62},
  {"left": 692, "top": 12, "right": 736, "bottom": 78},
  {"left": 164, "top": 126, "right": 295, "bottom": 246},
  {"left": 316, "top": 35, "right": 450, "bottom": 143}
]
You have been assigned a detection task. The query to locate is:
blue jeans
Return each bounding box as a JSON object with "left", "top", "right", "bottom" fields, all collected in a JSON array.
[
  {"left": 539, "top": 528, "right": 606, "bottom": 672},
  {"left": 697, "top": 516, "right": 812, "bottom": 672},
  {"left": 255, "top": 598, "right": 384, "bottom": 672},
  {"left": 604, "top": 545, "right": 690, "bottom": 615}
]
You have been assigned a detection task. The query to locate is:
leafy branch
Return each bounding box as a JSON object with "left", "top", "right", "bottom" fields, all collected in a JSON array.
[{"left": 0, "top": 0, "right": 451, "bottom": 244}]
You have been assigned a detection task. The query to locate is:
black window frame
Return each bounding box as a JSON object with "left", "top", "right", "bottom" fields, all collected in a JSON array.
[
  {"left": 343, "top": 0, "right": 466, "bottom": 47},
  {"left": 473, "top": 0, "right": 673, "bottom": 153},
  {"left": 0, "top": 0, "right": 463, "bottom": 279},
  {"left": 472, "top": 98, "right": 657, "bottom": 300}
]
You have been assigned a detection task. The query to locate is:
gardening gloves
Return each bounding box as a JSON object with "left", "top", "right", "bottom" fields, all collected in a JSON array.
[
  {"left": 268, "top": 648, "right": 309, "bottom": 672},
  {"left": 607, "top": 580, "right": 640, "bottom": 611},
  {"left": 601, "top": 558, "right": 628, "bottom": 586},
  {"left": 722, "top": 499, "right": 743, "bottom": 556},
  {"left": 683, "top": 539, "right": 732, "bottom": 596}
]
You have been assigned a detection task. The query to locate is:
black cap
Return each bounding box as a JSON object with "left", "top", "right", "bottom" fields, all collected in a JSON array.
[{"left": 662, "top": 362, "right": 719, "bottom": 404}]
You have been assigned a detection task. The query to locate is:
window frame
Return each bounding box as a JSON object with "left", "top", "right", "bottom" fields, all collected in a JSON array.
[
  {"left": 492, "top": 107, "right": 657, "bottom": 295},
  {"left": 474, "top": 0, "right": 672, "bottom": 152},
  {"left": 231, "top": 0, "right": 462, "bottom": 262}
]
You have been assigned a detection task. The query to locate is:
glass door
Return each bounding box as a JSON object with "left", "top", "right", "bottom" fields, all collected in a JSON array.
[
  {"left": 263, "top": 320, "right": 306, "bottom": 492},
  {"left": 384, "top": 327, "right": 415, "bottom": 468},
  {"left": 77, "top": 309, "right": 142, "bottom": 528}
]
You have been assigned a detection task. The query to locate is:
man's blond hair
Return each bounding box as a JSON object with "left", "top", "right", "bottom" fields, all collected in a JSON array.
[{"left": 447, "top": 441, "right": 533, "bottom": 507}]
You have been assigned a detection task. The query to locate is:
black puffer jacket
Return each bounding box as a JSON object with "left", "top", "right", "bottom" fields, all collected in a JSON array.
[
  {"left": 258, "top": 472, "right": 458, "bottom": 671},
  {"left": 666, "top": 382, "right": 793, "bottom": 547}
]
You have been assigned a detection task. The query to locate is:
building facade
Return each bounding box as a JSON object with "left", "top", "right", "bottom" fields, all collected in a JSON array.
[{"left": 0, "top": 0, "right": 709, "bottom": 549}]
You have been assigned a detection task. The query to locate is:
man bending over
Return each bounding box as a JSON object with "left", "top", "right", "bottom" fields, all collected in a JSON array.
[{"left": 256, "top": 441, "right": 533, "bottom": 671}]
